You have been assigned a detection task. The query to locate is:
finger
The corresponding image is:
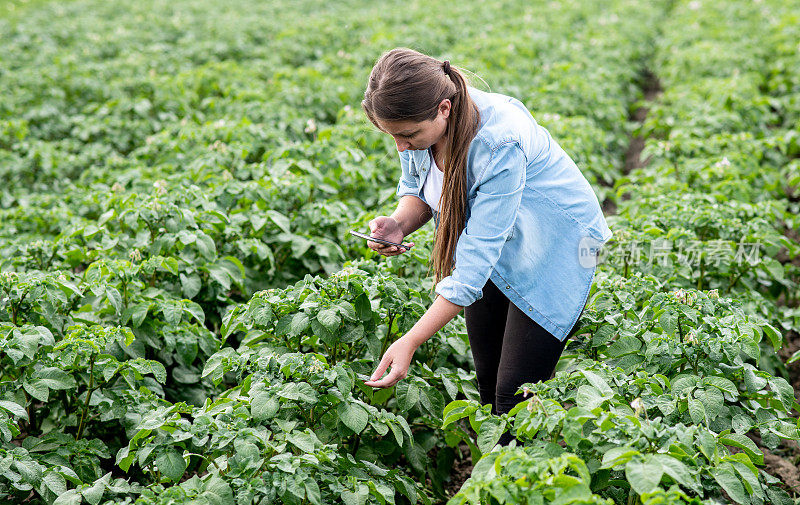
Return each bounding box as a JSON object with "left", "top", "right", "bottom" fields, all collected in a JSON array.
[
  {"left": 369, "top": 355, "right": 392, "bottom": 382},
  {"left": 368, "top": 370, "right": 401, "bottom": 388},
  {"left": 371, "top": 243, "right": 397, "bottom": 255},
  {"left": 368, "top": 241, "right": 390, "bottom": 251}
]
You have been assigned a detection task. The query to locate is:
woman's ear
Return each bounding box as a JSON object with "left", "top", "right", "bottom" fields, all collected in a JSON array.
[{"left": 439, "top": 99, "right": 451, "bottom": 119}]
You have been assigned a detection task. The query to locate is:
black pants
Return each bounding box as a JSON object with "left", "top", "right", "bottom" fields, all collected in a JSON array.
[{"left": 464, "top": 278, "right": 582, "bottom": 447}]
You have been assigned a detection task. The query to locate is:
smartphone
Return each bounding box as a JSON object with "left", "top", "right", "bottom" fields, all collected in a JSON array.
[{"left": 349, "top": 230, "right": 413, "bottom": 251}]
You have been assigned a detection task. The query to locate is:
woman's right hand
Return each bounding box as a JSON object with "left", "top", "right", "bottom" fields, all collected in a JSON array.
[{"left": 368, "top": 216, "right": 414, "bottom": 256}]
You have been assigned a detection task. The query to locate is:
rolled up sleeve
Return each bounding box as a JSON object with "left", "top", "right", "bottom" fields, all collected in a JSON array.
[
  {"left": 435, "top": 141, "right": 526, "bottom": 306},
  {"left": 396, "top": 150, "right": 419, "bottom": 198}
]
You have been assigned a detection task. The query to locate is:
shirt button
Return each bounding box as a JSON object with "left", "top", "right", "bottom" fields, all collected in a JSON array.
[
  {"left": 528, "top": 307, "right": 532, "bottom": 311},
  {"left": 505, "top": 286, "right": 510, "bottom": 289}
]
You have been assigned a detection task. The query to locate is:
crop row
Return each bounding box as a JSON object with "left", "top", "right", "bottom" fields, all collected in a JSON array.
[{"left": 447, "top": 0, "right": 799, "bottom": 503}]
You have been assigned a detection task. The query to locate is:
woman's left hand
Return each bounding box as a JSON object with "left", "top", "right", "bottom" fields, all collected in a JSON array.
[{"left": 364, "top": 335, "right": 418, "bottom": 388}]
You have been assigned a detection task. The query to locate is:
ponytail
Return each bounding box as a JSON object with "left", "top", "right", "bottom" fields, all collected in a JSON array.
[{"left": 362, "top": 48, "right": 481, "bottom": 290}]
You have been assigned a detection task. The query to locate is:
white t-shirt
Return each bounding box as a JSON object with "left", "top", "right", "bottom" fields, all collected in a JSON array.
[{"left": 422, "top": 149, "right": 444, "bottom": 212}]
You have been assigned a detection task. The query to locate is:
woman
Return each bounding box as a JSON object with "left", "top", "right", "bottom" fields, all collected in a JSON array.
[{"left": 360, "top": 48, "right": 612, "bottom": 445}]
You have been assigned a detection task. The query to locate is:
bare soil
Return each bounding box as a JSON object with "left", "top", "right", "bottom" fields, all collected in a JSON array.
[{"left": 602, "top": 70, "right": 662, "bottom": 215}]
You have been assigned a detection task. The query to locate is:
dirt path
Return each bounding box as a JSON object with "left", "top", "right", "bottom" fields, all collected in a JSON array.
[{"left": 602, "top": 68, "right": 662, "bottom": 216}]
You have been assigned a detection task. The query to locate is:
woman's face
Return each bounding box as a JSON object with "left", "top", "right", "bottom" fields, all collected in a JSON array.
[{"left": 374, "top": 99, "right": 450, "bottom": 152}]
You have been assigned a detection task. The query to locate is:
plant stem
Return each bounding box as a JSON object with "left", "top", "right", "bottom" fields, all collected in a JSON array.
[
  {"left": 381, "top": 312, "right": 396, "bottom": 356},
  {"left": 75, "top": 353, "right": 97, "bottom": 441},
  {"left": 726, "top": 269, "right": 744, "bottom": 294},
  {"left": 697, "top": 260, "right": 705, "bottom": 290}
]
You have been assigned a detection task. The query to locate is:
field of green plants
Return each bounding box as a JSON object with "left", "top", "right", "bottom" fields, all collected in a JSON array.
[{"left": 1, "top": 0, "right": 799, "bottom": 503}]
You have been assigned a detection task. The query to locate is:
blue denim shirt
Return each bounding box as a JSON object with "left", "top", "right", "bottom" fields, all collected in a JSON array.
[{"left": 395, "top": 86, "right": 613, "bottom": 341}]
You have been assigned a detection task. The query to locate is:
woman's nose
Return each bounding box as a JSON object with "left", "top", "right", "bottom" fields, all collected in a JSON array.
[{"left": 394, "top": 138, "right": 410, "bottom": 151}]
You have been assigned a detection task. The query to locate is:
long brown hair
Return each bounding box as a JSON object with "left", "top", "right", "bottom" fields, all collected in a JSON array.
[{"left": 361, "top": 48, "right": 481, "bottom": 288}]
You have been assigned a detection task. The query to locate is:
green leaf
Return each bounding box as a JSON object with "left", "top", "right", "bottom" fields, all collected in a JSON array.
[
  {"left": 304, "top": 478, "right": 321, "bottom": 505},
  {"left": 398, "top": 382, "right": 420, "bottom": 411},
  {"left": 688, "top": 397, "right": 706, "bottom": 425},
  {"left": 287, "top": 430, "right": 319, "bottom": 453},
  {"left": 160, "top": 257, "right": 180, "bottom": 276},
  {"left": 337, "top": 402, "right": 368, "bottom": 434},
  {"left": 289, "top": 313, "right": 310, "bottom": 337},
  {"left": 694, "top": 387, "right": 724, "bottom": 421},
  {"left": 106, "top": 286, "right": 123, "bottom": 315},
  {"left": 180, "top": 273, "right": 202, "bottom": 299},
  {"left": 625, "top": 458, "right": 663, "bottom": 495},
  {"left": 388, "top": 418, "right": 404, "bottom": 446},
  {"left": 251, "top": 214, "right": 267, "bottom": 232},
  {"left": 731, "top": 413, "right": 753, "bottom": 434},
  {"left": 267, "top": 210, "right": 292, "bottom": 234},
  {"left": 766, "top": 486, "right": 794, "bottom": 505},
  {"left": 57, "top": 278, "right": 82, "bottom": 297},
  {"left": 155, "top": 449, "right": 187, "bottom": 482},
  {"left": 162, "top": 301, "right": 182, "bottom": 326},
  {"left": 335, "top": 368, "right": 353, "bottom": 397},
  {"left": 251, "top": 392, "right": 280, "bottom": 422},
  {"left": 697, "top": 430, "right": 717, "bottom": 461},
  {"left": 581, "top": 370, "right": 614, "bottom": 397},
  {"left": 601, "top": 446, "right": 639, "bottom": 469},
  {"left": 0, "top": 400, "right": 28, "bottom": 420},
  {"left": 761, "top": 323, "right": 782, "bottom": 350},
  {"left": 148, "top": 361, "right": 167, "bottom": 383},
  {"left": 201, "top": 474, "right": 234, "bottom": 505},
  {"left": 23, "top": 379, "right": 49, "bottom": 402},
  {"left": 35, "top": 367, "right": 76, "bottom": 390},
  {"left": 743, "top": 367, "right": 767, "bottom": 393},
  {"left": 477, "top": 416, "right": 506, "bottom": 454},
  {"left": 769, "top": 377, "right": 796, "bottom": 409},
  {"left": 317, "top": 308, "right": 341, "bottom": 333},
  {"left": 42, "top": 470, "right": 67, "bottom": 497},
  {"left": 728, "top": 458, "right": 761, "bottom": 498},
  {"left": 659, "top": 309, "right": 678, "bottom": 335},
  {"left": 196, "top": 233, "right": 217, "bottom": 260},
  {"left": 341, "top": 490, "right": 362, "bottom": 505},
  {"left": 129, "top": 302, "right": 149, "bottom": 328},
  {"left": 719, "top": 433, "right": 764, "bottom": 465},
  {"left": 13, "top": 458, "right": 41, "bottom": 483},
  {"left": 607, "top": 335, "right": 642, "bottom": 358},
  {"left": 419, "top": 387, "right": 445, "bottom": 418},
  {"left": 335, "top": 300, "right": 357, "bottom": 321},
  {"left": 713, "top": 468, "right": 747, "bottom": 504},
  {"left": 576, "top": 384, "right": 607, "bottom": 410},
  {"left": 354, "top": 293, "right": 373, "bottom": 321},
  {"left": 651, "top": 454, "right": 697, "bottom": 492},
  {"left": 442, "top": 400, "right": 477, "bottom": 428},
  {"left": 53, "top": 490, "right": 82, "bottom": 505},
  {"left": 277, "top": 382, "right": 318, "bottom": 403},
  {"left": 82, "top": 473, "right": 110, "bottom": 505},
  {"left": 183, "top": 302, "right": 205, "bottom": 325},
  {"left": 116, "top": 446, "right": 135, "bottom": 472},
  {"left": 221, "top": 256, "right": 245, "bottom": 282},
  {"left": 207, "top": 264, "right": 231, "bottom": 290},
  {"left": 703, "top": 376, "right": 738, "bottom": 396}
]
